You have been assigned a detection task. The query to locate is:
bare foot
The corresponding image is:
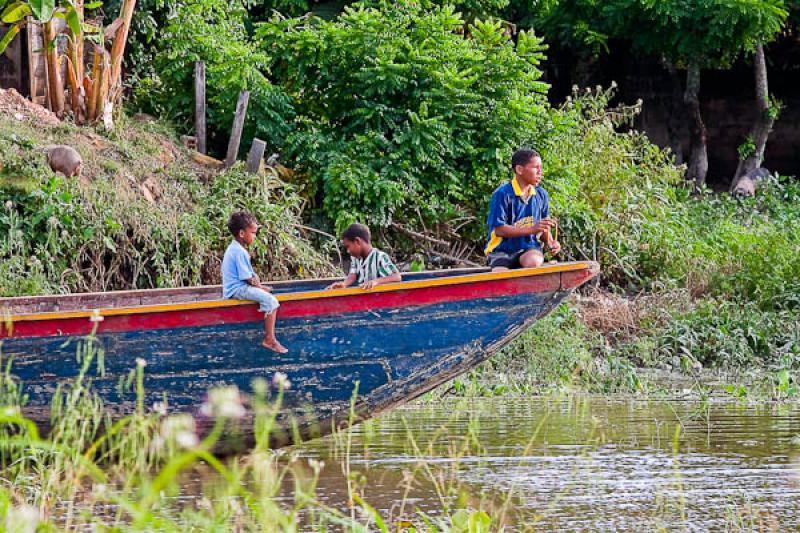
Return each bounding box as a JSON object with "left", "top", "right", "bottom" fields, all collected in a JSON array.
[{"left": 262, "top": 338, "right": 288, "bottom": 354}]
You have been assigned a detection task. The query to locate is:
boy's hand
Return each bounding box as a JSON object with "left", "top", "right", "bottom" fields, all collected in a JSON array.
[
  {"left": 360, "top": 280, "right": 378, "bottom": 290},
  {"left": 327, "top": 281, "right": 347, "bottom": 290},
  {"left": 530, "top": 219, "right": 555, "bottom": 235},
  {"left": 547, "top": 240, "right": 561, "bottom": 254}
]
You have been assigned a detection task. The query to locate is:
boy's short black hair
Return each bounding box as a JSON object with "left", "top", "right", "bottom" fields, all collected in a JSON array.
[
  {"left": 511, "top": 148, "right": 541, "bottom": 169},
  {"left": 342, "top": 223, "right": 371, "bottom": 243},
  {"left": 228, "top": 211, "right": 257, "bottom": 237}
]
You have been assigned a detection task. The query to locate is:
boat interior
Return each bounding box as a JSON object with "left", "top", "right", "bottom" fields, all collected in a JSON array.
[{"left": 0, "top": 267, "right": 493, "bottom": 315}]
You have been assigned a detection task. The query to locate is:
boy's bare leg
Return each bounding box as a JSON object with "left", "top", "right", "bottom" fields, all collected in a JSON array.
[
  {"left": 519, "top": 249, "right": 545, "bottom": 268},
  {"left": 262, "top": 311, "right": 288, "bottom": 353}
]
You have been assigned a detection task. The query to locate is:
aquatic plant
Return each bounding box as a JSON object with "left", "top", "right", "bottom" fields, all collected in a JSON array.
[{"left": 0, "top": 337, "right": 508, "bottom": 531}]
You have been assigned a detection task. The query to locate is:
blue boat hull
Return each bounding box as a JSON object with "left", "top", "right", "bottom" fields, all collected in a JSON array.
[{"left": 1, "top": 264, "right": 598, "bottom": 448}]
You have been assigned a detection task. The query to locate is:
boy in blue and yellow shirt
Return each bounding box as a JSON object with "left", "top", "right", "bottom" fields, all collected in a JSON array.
[{"left": 485, "top": 149, "right": 561, "bottom": 270}]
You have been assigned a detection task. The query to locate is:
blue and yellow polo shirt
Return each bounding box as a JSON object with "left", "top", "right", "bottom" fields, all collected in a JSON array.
[{"left": 484, "top": 178, "right": 550, "bottom": 255}]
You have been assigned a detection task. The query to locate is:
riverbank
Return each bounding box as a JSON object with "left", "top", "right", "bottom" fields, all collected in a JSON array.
[
  {"left": 2, "top": 89, "right": 799, "bottom": 387},
  {"left": 0, "top": 93, "right": 334, "bottom": 296},
  {"left": 3, "top": 384, "right": 798, "bottom": 531},
  {"left": 441, "top": 290, "right": 800, "bottom": 401}
]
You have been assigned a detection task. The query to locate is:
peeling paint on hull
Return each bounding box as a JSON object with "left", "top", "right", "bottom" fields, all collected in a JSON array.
[{"left": 0, "top": 263, "right": 599, "bottom": 451}]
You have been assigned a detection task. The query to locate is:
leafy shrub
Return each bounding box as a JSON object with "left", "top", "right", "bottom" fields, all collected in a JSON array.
[
  {"left": 256, "top": 1, "right": 550, "bottom": 233},
  {"left": 0, "top": 120, "right": 331, "bottom": 297},
  {"left": 657, "top": 300, "right": 800, "bottom": 369},
  {"left": 493, "top": 303, "right": 601, "bottom": 388},
  {"left": 631, "top": 175, "right": 800, "bottom": 310},
  {"left": 133, "top": 0, "right": 295, "bottom": 157},
  {"left": 531, "top": 85, "right": 684, "bottom": 283}
]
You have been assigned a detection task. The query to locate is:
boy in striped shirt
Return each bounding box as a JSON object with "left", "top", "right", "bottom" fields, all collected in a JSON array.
[{"left": 327, "top": 223, "right": 402, "bottom": 290}]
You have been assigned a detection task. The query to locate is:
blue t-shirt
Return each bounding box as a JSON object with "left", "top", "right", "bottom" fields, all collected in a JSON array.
[
  {"left": 221, "top": 240, "right": 256, "bottom": 298},
  {"left": 484, "top": 178, "right": 549, "bottom": 255}
]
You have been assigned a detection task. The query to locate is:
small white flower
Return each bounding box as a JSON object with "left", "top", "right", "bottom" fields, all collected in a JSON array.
[
  {"left": 571, "top": 84, "right": 579, "bottom": 92},
  {"left": 94, "top": 483, "right": 108, "bottom": 496},
  {"left": 175, "top": 430, "right": 199, "bottom": 449},
  {"left": 4, "top": 201, "right": 12, "bottom": 210},
  {"left": 200, "top": 386, "right": 246, "bottom": 419},
  {"left": 308, "top": 458, "right": 324, "bottom": 474},
  {"left": 272, "top": 371, "right": 291, "bottom": 391},
  {"left": 152, "top": 402, "right": 167, "bottom": 415},
  {"left": 150, "top": 435, "right": 166, "bottom": 453},
  {"left": 160, "top": 414, "right": 198, "bottom": 449},
  {"left": 5, "top": 504, "right": 39, "bottom": 533},
  {"left": 160, "top": 414, "right": 194, "bottom": 437},
  {"left": 47, "top": 216, "right": 58, "bottom": 227},
  {"left": 611, "top": 80, "right": 618, "bottom": 89},
  {"left": 89, "top": 310, "right": 104, "bottom": 323},
  {"left": 136, "top": 358, "right": 147, "bottom": 368}
]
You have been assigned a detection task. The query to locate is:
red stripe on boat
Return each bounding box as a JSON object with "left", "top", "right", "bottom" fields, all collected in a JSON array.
[{"left": 6, "top": 274, "right": 561, "bottom": 339}]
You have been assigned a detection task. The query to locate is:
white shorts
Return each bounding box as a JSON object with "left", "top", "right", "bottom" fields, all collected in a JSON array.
[{"left": 230, "top": 285, "right": 280, "bottom": 314}]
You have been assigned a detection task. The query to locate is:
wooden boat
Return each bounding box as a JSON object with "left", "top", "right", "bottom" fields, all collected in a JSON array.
[{"left": 1, "top": 262, "right": 598, "bottom": 449}]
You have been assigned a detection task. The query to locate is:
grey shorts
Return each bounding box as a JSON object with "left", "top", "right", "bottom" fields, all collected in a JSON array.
[
  {"left": 487, "top": 248, "right": 542, "bottom": 269},
  {"left": 230, "top": 285, "right": 280, "bottom": 313}
]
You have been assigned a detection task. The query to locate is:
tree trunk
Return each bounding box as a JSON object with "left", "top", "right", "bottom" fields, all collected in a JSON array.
[
  {"left": 730, "top": 43, "right": 775, "bottom": 192},
  {"left": 87, "top": 46, "right": 101, "bottom": 121},
  {"left": 66, "top": 0, "right": 84, "bottom": 123},
  {"left": 43, "top": 21, "right": 65, "bottom": 116},
  {"left": 109, "top": 0, "right": 137, "bottom": 102},
  {"left": 683, "top": 60, "right": 708, "bottom": 188}
]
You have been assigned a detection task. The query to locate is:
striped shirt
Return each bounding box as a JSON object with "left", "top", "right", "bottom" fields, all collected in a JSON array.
[{"left": 349, "top": 249, "right": 399, "bottom": 284}]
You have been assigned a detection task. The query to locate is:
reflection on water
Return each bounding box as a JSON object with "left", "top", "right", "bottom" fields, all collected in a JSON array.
[{"left": 296, "top": 397, "right": 800, "bottom": 530}]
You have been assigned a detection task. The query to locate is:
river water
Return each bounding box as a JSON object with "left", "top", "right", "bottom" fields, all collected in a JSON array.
[{"left": 294, "top": 397, "right": 800, "bottom": 531}]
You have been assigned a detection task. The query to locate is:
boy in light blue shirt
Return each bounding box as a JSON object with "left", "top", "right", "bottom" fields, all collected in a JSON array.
[{"left": 222, "top": 211, "right": 287, "bottom": 353}]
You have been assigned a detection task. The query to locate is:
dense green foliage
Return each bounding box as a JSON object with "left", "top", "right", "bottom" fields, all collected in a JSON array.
[
  {"left": 659, "top": 301, "right": 800, "bottom": 369},
  {"left": 492, "top": 173, "right": 800, "bottom": 378},
  {"left": 531, "top": 87, "right": 684, "bottom": 284},
  {"left": 533, "top": 0, "right": 789, "bottom": 66},
  {"left": 257, "top": 3, "right": 549, "bottom": 233},
  {"left": 139, "top": 0, "right": 550, "bottom": 234},
  {"left": 5, "top": 0, "right": 800, "bottom": 373},
  {"left": 133, "top": 0, "right": 294, "bottom": 155},
  {"left": 0, "top": 117, "right": 331, "bottom": 296}
]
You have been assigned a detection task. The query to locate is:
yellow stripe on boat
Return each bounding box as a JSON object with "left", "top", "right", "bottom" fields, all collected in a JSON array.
[{"left": 7, "top": 262, "right": 592, "bottom": 323}]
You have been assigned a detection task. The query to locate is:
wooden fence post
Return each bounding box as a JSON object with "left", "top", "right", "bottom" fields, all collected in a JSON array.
[
  {"left": 246, "top": 138, "right": 266, "bottom": 174},
  {"left": 225, "top": 90, "right": 250, "bottom": 168},
  {"left": 194, "top": 61, "right": 206, "bottom": 154}
]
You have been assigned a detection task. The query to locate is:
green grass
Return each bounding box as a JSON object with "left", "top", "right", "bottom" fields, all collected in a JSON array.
[
  {"left": 0, "top": 111, "right": 335, "bottom": 297},
  {"left": 0, "top": 336, "right": 506, "bottom": 532}
]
